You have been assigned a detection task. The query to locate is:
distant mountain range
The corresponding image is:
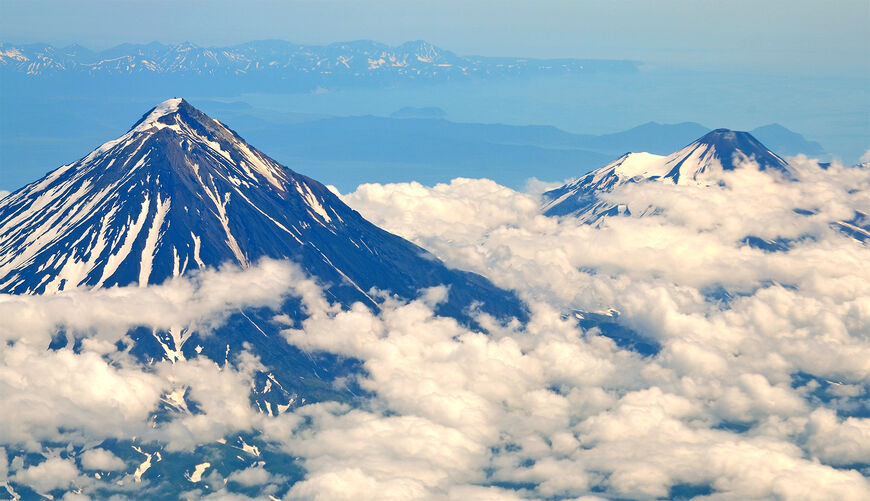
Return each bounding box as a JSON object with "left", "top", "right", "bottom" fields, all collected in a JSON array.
[
  {"left": 200, "top": 107, "right": 828, "bottom": 190},
  {"left": 0, "top": 40, "right": 638, "bottom": 83},
  {"left": 0, "top": 92, "right": 829, "bottom": 192}
]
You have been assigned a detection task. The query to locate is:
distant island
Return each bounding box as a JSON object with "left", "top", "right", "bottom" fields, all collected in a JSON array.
[{"left": 391, "top": 106, "right": 448, "bottom": 119}]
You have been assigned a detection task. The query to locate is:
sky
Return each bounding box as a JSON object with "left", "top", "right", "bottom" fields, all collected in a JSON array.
[{"left": 2, "top": 0, "right": 869, "bottom": 74}]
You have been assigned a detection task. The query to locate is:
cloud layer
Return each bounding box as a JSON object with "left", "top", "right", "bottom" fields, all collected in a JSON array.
[{"left": 1, "top": 156, "right": 869, "bottom": 499}]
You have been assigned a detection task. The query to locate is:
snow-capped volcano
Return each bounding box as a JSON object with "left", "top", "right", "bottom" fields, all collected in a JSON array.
[
  {"left": 0, "top": 99, "right": 531, "bottom": 497},
  {"left": 0, "top": 98, "right": 522, "bottom": 320},
  {"left": 543, "top": 129, "right": 795, "bottom": 220}
]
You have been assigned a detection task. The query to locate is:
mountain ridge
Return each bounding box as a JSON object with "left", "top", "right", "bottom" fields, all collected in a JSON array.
[{"left": 202, "top": 112, "right": 827, "bottom": 191}]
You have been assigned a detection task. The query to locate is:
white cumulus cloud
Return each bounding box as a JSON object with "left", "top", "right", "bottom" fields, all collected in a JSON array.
[
  {"left": 79, "top": 448, "right": 126, "bottom": 471},
  {"left": 2, "top": 157, "right": 869, "bottom": 499}
]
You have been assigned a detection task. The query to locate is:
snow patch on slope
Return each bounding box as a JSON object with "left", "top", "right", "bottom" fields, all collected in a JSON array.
[{"left": 139, "top": 194, "right": 171, "bottom": 287}]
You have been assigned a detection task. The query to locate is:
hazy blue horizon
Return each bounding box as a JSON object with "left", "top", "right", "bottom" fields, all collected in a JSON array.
[
  {"left": 1, "top": 67, "right": 867, "bottom": 193},
  {"left": 1, "top": 1, "right": 868, "bottom": 191}
]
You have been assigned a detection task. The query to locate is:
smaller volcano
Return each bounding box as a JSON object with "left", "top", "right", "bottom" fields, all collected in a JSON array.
[{"left": 542, "top": 129, "right": 794, "bottom": 220}]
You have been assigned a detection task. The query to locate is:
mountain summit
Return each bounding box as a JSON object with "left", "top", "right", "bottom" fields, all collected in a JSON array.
[
  {"left": 542, "top": 129, "right": 795, "bottom": 220},
  {"left": 685, "top": 128, "right": 791, "bottom": 175},
  {"left": 0, "top": 98, "right": 522, "bottom": 321}
]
